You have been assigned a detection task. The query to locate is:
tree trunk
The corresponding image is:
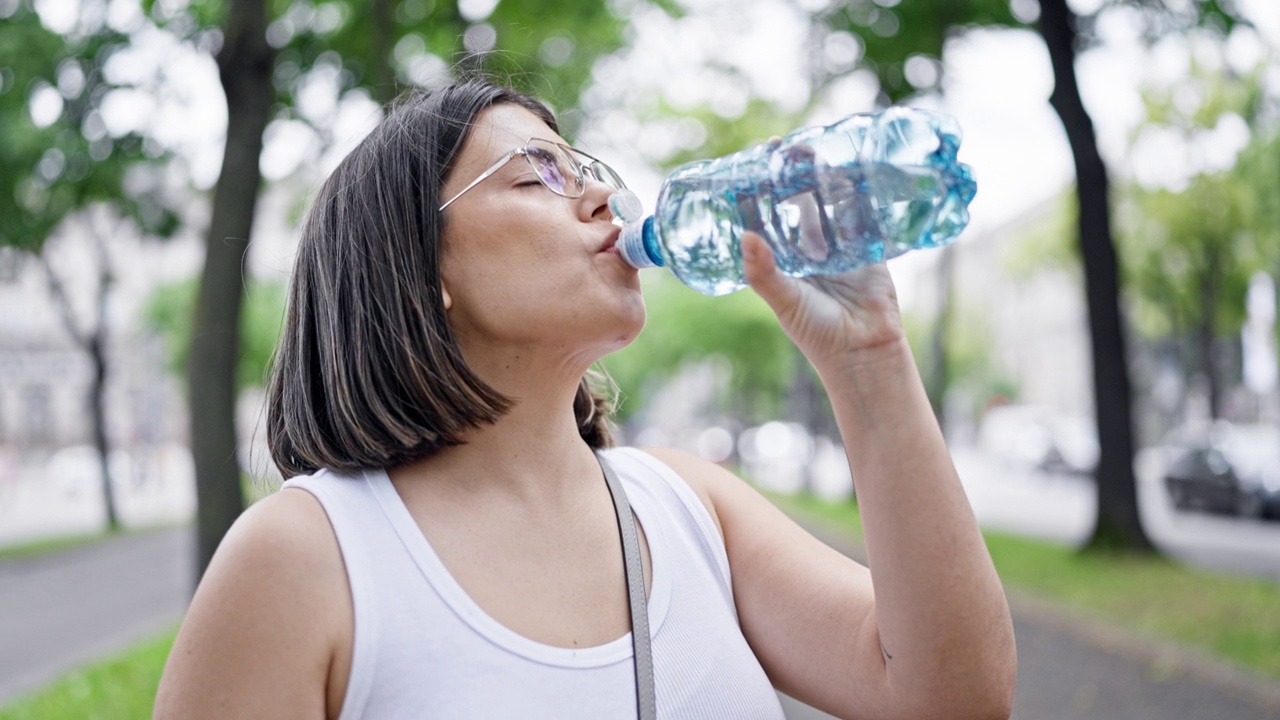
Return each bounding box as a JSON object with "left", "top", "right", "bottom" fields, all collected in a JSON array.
[
  {"left": 1037, "top": 0, "right": 1154, "bottom": 553},
  {"left": 88, "top": 333, "right": 120, "bottom": 532},
  {"left": 1199, "top": 251, "right": 1222, "bottom": 419},
  {"left": 189, "top": 0, "right": 275, "bottom": 582},
  {"left": 39, "top": 245, "right": 120, "bottom": 532}
]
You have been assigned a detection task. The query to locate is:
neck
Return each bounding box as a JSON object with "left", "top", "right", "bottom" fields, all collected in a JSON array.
[{"left": 393, "top": 349, "right": 607, "bottom": 509}]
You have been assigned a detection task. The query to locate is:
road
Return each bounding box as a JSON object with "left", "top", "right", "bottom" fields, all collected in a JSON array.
[
  {"left": 0, "top": 526, "right": 192, "bottom": 705},
  {"left": 950, "top": 445, "right": 1280, "bottom": 582}
]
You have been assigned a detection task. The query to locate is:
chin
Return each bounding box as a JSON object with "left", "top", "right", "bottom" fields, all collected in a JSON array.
[{"left": 599, "top": 303, "right": 647, "bottom": 355}]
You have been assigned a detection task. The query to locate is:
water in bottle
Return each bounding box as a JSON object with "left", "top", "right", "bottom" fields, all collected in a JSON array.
[{"left": 612, "top": 107, "right": 977, "bottom": 296}]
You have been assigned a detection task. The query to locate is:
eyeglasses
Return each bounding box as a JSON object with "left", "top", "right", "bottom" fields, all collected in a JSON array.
[{"left": 438, "top": 137, "right": 627, "bottom": 211}]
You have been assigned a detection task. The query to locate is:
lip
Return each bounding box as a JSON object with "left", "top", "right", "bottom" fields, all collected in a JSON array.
[{"left": 597, "top": 227, "right": 622, "bottom": 254}]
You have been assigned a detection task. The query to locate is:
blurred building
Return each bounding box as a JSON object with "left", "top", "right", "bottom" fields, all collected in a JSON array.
[
  {"left": 0, "top": 233, "right": 195, "bottom": 461},
  {"left": 0, "top": 182, "right": 303, "bottom": 488},
  {"left": 900, "top": 196, "right": 1280, "bottom": 446},
  {"left": 900, "top": 198, "right": 1092, "bottom": 425}
]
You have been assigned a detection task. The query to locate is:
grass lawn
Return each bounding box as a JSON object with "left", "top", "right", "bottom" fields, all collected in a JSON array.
[
  {"left": 0, "top": 523, "right": 193, "bottom": 564},
  {"left": 774, "top": 491, "right": 1280, "bottom": 680},
  {"left": 0, "top": 532, "right": 112, "bottom": 562},
  {"left": 0, "top": 627, "right": 176, "bottom": 720}
]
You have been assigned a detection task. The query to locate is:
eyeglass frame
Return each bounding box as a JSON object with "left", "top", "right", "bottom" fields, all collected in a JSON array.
[{"left": 438, "top": 138, "right": 625, "bottom": 212}]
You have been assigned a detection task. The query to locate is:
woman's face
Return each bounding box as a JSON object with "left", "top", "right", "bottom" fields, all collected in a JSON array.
[{"left": 438, "top": 104, "right": 646, "bottom": 371}]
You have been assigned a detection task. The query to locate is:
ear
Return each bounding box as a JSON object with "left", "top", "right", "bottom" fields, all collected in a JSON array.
[{"left": 441, "top": 284, "right": 453, "bottom": 311}]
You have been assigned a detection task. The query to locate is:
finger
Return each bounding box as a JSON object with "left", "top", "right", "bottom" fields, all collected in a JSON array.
[{"left": 741, "top": 232, "right": 801, "bottom": 316}]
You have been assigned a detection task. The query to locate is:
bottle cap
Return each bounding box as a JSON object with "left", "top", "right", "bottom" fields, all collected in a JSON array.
[
  {"left": 608, "top": 189, "right": 645, "bottom": 224},
  {"left": 616, "top": 216, "right": 663, "bottom": 269}
]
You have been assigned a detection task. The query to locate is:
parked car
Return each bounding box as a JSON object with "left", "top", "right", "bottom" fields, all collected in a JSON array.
[{"left": 1162, "top": 423, "right": 1280, "bottom": 520}]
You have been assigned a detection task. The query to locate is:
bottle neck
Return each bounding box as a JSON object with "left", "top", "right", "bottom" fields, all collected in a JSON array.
[{"left": 616, "top": 215, "right": 664, "bottom": 269}]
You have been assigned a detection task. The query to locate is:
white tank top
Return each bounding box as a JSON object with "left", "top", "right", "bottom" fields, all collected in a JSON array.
[{"left": 282, "top": 447, "right": 786, "bottom": 719}]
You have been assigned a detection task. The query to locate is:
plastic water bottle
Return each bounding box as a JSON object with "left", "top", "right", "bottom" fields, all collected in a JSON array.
[{"left": 610, "top": 107, "right": 977, "bottom": 296}]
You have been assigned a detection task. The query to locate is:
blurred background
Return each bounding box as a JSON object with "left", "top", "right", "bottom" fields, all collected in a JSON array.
[{"left": 2, "top": 0, "right": 1280, "bottom": 717}]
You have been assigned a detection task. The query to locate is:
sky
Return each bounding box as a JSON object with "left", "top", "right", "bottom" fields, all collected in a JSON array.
[{"left": 26, "top": 0, "right": 1280, "bottom": 270}]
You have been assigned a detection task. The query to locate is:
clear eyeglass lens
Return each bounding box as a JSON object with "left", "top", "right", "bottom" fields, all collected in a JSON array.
[
  {"left": 590, "top": 161, "right": 625, "bottom": 190},
  {"left": 527, "top": 140, "right": 583, "bottom": 197}
]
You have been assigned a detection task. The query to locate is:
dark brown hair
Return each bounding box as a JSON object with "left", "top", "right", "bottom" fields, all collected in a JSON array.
[{"left": 266, "top": 79, "right": 614, "bottom": 479}]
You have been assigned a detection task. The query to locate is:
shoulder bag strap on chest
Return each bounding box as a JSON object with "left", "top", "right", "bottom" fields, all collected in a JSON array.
[{"left": 596, "top": 450, "right": 656, "bottom": 720}]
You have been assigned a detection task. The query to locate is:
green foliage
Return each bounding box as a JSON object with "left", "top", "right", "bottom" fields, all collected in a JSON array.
[
  {"left": 601, "top": 272, "right": 796, "bottom": 422},
  {"left": 651, "top": 97, "right": 808, "bottom": 171},
  {"left": 1137, "top": 60, "right": 1265, "bottom": 131},
  {"left": 1118, "top": 61, "right": 1277, "bottom": 343},
  {"left": 903, "top": 302, "right": 1017, "bottom": 418},
  {"left": 147, "top": 0, "right": 627, "bottom": 141},
  {"left": 0, "top": 1, "right": 179, "bottom": 254},
  {"left": 1120, "top": 171, "right": 1260, "bottom": 340},
  {"left": 1235, "top": 129, "right": 1280, "bottom": 266},
  {"left": 0, "top": 627, "right": 176, "bottom": 720},
  {"left": 143, "top": 277, "right": 288, "bottom": 389},
  {"left": 819, "top": 0, "right": 1019, "bottom": 102}
]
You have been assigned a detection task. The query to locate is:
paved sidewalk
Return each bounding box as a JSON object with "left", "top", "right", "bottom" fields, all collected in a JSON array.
[
  {"left": 0, "top": 526, "right": 192, "bottom": 705},
  {"left": 2, "top": 519, "right": 1279, "bottom": 719}
]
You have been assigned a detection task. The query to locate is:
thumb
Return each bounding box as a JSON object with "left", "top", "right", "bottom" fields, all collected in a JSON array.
[{"left": 741, "top": 232, "right": 801, "bottom": 317}]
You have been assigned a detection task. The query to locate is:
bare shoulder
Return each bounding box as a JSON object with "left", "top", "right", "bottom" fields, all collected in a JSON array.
[
  {"left": 227, "top": 486, "right": 343, "bottom": 567},
  {"left": 198, "top": 486, "right": 347, "bottom": 602},
  {"left": 154, "top": 487, "right": 350, "bottom": 719}
]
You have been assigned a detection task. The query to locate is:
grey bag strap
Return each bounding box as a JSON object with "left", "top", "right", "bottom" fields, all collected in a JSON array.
[{"left": 596, "top": 451, "right": 657, "bottom": 720}]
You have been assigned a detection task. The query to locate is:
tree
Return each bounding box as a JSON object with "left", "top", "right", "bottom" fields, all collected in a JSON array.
[
  {"left": 1034, "top": 0, "right": 1149, "bottom": 550},
  {"left": 603, "top": 272, "right": 800, "bottom": 425},
  {"left": 143, "top": 277, "right": 288, "bottom": 391},
  {"left": 179, "top": 0, "right": 276, "bottom": 583},
  {"left": 143, "top": 0, "right": 632, "bottom": 579},
  {"left": 38, "top": 214, "right": 131, "bottom": 532},
  {"left": 1121, "top": 58, "right": 1280, "bottom": 419},
  {"left": 0, "top": 1, "right": 180, "bottom": 532},
  {"left": 1123, "top": 172, "right": 1259, "bottom": 418},
  {"left": 813, "top": 0, "right": 1267, "bottom": 552}
]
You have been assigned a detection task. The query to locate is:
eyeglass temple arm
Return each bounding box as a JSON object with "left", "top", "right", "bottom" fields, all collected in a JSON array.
[{"left": 438, "top": 147, "right": 524, "bottom": 211}]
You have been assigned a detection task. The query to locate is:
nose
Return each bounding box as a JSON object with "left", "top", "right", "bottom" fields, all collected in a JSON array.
[{"left": 580, "top": 175, "right": 617, "bottom": 223}]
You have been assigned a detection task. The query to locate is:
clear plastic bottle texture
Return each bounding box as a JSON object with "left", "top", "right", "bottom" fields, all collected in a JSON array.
[{"left": 612, "top": 107, "right": 977, "bottom": 296}]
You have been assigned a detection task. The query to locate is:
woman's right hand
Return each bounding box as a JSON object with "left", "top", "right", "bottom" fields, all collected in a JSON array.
[{"left": 740, "top": 230, "right": 907, "bottom": 378}]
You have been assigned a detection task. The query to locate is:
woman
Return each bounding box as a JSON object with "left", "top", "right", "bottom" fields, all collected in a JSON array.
[{"left": 154, "top": 79, "right": 1016, "bottom": 719}]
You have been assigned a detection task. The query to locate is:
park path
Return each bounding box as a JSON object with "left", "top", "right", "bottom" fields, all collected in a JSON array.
[
  {"left": 3, "top": 521, "right": 1280, "bottom": 719},
  {"left": 0, "top": 526, "right": 191, "bottom": 705}
]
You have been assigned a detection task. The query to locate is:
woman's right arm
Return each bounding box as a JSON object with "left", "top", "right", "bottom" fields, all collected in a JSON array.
[{"left": 153, "top": 488, "right": 352, "bottom": 720}]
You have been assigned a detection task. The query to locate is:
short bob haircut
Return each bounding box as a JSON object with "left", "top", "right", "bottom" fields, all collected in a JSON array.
[{"left": 266, "top": 79, "right": 615, "bottom": 479}]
